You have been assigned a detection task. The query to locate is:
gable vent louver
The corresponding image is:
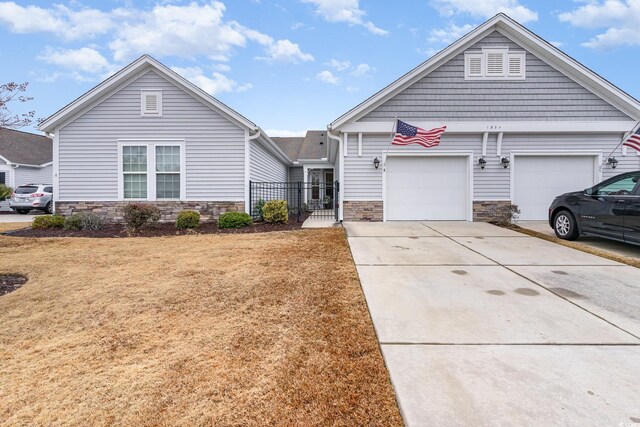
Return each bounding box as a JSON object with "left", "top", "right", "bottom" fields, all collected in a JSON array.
[
  {"left": 486, "top": 52, "right": 505, "bottom": 76},
  {"left": 508, "top": 54, "right": 524, "bottom": 77},
  {"left": 144, "top": 94, "right": 158, "bottom": 113},
  {"left": 468, "top": 56, "right": 482, "bottom": 76}
]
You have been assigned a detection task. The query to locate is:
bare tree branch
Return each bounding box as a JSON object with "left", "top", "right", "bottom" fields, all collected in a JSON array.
[{"left": 0, "top": 82, "right": 36, "bottom": 129}]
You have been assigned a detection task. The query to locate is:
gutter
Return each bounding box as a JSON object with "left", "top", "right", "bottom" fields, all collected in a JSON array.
[{"left": 250, "top": 127, "right": 294, "bottom": 166}]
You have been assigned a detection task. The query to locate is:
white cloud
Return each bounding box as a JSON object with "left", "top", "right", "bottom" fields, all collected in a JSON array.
[
  {"left": 37, "top": 47, "right": 111, "bottom": 74},
  {"left": 213, "top": 63, "right": 232, "bottom": 72},
  {"left": 427, "top": 23, "right": 475, "bottom": 45},
  {"left": 326, "top": 59, "right": 352, "bottom": 71},
  {"left": 265, "top": 129, "right": 307, "bottom": 137},
  {"left": 291, "top": 22, "right": 304, "bottom": 30},
  {"left": 350, "top": 63, "right": 374, "bottom": 77},
  {"left": 316, "top": 70, "right": 339, "bottom": 84},
  {"left": 346, "top": 86, "right": 359, "bottom": 93},
  {"left": 171, "top": 66, "right": 252, "bottom": 95},
  {"left": 302, "top": 0, "right": 388, "bottom": 35},
  {"left": 0, "top": 2, "right": 113, "bottom": 40},
  {"left": 550, "top": 41, "right": 564, "bottom": 48},
  {"left": 559, "top": 0, "right": 640, "bottom": 48},
  {"left": 430, "top": 0, "right": 538, "bottom": 23},
  {"left": 258, "top": 39, "right": 314, "bottom": 63}
]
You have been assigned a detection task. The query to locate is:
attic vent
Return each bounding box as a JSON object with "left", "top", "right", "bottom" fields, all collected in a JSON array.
[
  {"left": 141, "top": 90, "right": 162, "bottom": 116},
  {"left": 465, "top": 49, "right": 525, "bottom": 80},
  {"left": 485, "top": 51, "right": 505, "bottom": 76}
]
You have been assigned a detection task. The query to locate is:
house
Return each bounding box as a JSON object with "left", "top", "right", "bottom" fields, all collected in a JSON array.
[
  {"left": 328, "top": 13, "right": 640, "bottom": 221},
  {"left": 272, "top": 131, "right": 337, "bottom": 209},
  {"left": 38, "top": 55, "right": 296, "bottom": 222},
  {"left": 0, "top": 128, "right": 53, "bottom": 189}
]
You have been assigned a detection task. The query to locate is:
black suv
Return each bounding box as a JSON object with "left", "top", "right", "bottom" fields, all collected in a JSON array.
[{"left": 549, "top": 171, "right": 640, "bottom": 245}]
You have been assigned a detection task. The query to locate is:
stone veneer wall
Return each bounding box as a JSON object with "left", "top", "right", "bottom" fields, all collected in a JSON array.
[
  {"left": 472, "top": 200, "right": 513, "bottom": 222},
  {"left": 55, "top": 201, "right": 245, "bottom": 223},
  {"left": 343, "top": 201, "right": 383, "bottom": 221}
]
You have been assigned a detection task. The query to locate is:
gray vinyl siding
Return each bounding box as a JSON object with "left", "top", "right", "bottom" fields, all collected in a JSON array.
[
  {"left": 289, "top": 166, "right": 303, "bottom": 182},
  {"left": 14, "top": 164, "right": 53, "bottom": 187},
  {"left": 360, "top": 31, "right": 630, "bottom": 122},
  {"left": 58, "top": 70, "right": 246, "bottom": 201},
  {"left": 250, "top": 140, "right": 288, "bottom": 182},
  {"left": 343, "top": 133, "right": 640, "bottom": 201}
]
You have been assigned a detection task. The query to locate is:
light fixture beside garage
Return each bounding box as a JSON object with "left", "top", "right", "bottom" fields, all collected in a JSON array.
[
  {"left": 373, "top": 157, "right": 380, "bottom": 169},
  {"left": 478, "top": 157, "right": 487, "bottom": 169},
  {"left": 607, "top": 157, "right": 618, "bottom": 169},
  {"left": 500, "top": 157, "right": 510, "bottom": 169}
]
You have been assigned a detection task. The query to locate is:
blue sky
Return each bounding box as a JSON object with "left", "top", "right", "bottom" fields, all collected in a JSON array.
[{"left": 1, "top": 0, "right": 639, "bottom": 136}]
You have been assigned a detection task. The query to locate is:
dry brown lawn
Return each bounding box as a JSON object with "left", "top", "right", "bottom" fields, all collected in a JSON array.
[
  {"left": 0, "top": 222, "right": 29, "bottom": 233},
  {"left": 0, "top": 229, "right": 402, "bottom": 426}
]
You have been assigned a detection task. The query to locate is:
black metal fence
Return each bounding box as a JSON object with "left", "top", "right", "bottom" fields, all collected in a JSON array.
[{"left": 249, "top": 181, "right": 339, "bottom": 222}]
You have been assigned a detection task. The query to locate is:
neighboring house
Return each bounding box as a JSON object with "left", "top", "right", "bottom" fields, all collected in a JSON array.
[
  {"left": 328, "top": 13, "right": 640, "bottom": 221},
  {"left": 38, "top": 55, "right": 295, "bottom": 222},
  {"left": 0, "top": 128, "right": 53, "bottom": 193}
]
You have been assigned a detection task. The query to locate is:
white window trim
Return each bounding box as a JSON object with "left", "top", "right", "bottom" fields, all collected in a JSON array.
[
  {"left": 141, "top": 90, "right": 162, "bottom": 117},
  {"left": 464, "top": 49, "right": 526, "bottom": 81},
  {"left": 117, "top": 139, "right": 186, "bottom": 202}
]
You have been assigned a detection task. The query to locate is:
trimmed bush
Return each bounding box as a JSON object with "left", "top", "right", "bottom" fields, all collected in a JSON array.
[
  {"left": 218, "top": 211, "right": 252, "bottom": 229},
  {"left": 32, "top": 215, "right": 65, "bottom": 229},
  {"left": 63, "top": 213, "right": 104, "bottom": 231},
  {"left": 176, "top": 210, "right": 200, "bottom": 229},
  {"left": 123, "top": 203, "right": 161, "bottom": 231},
  {"left": 0, "top": 184, "right": 12, "bottom": 202},
  {"left": 262, "top": 200, "right": 288, "bottom": 224},
  {"left": 253, "top": 199, "right": 266, "bottom": 220}
]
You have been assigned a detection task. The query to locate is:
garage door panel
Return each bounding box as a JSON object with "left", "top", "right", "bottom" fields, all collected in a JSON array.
[
  {"left": 386, "top": 156, "right": 469, "bottom": 221},
  {"left": 514, "top": 155, "right": 596, "bottom": 221}
]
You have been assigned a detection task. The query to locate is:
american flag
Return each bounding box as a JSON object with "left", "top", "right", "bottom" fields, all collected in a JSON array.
[
  {"left": 392, "top": 120, "right": 446, "bottom": 148},
  {"left": 623, "top": 127, "right": 640, "bottom": 152}
]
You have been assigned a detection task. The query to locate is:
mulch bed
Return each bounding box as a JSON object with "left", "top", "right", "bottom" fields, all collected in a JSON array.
[
  {"left": 4, "top": 214, "right": 310, "bottom": 238},
  {"left": 0, "top": 275, "right": 27, "bottom": 296}
]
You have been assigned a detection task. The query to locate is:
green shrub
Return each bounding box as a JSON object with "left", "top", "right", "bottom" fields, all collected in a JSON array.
[
  {"left": 262, "top": 200, "right": 288, "bottom": 224},
  {"left": 32, "top": 215, "right": 65, "bottom": 229},
  {"left": 218, "top": 211, "right": 252, "bottom": 229},
  {"left": 253, "top": 199, "right": 266, "bottom": 220},
  {"left": 176, "top": 210, "right": 200, "bottom": 229},
  {"left": 123, "top": 203, "right": 161, "bottom": 231},
  {"left": 0, "top": 184, "right": 12, "bottom": 202},
  {"left": 63, "top": 213, "right": 104, "bottom": 231}
]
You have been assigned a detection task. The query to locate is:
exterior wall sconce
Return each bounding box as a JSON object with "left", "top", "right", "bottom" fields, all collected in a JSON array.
[
  {"left": 607, "top": 157, "right": 618, "bottom": 169},
  {"left": 478, "top": 157, "right": 487, "bottom": 169},
  {"left": 500, "top": 157, "right": 510, "bottom": 169},
  {"left": 373, "top": 157, "right": 380, "bottom": 169}
]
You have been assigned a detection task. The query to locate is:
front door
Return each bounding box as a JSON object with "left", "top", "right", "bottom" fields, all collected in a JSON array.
[{"left": 0, "top": 172, "right": 5, "bottom": 185}]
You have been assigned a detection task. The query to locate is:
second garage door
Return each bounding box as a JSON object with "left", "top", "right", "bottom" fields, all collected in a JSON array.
[
  {"left": 513, "top": 155, "right": 597, "bottom": 220},
  {"left": 386, "top": 156, "right": 469, "bottom": 220}
]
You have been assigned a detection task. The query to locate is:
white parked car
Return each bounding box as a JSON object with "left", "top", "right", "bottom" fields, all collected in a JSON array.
[{"left": 9, "top": 184, "right": 53, "bottom": 214}]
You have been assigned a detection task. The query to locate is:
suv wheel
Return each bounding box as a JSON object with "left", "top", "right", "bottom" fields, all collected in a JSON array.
[
  {"left": 45, "top": 202, "right": 53, "bottom": 215},
  {"left": 554, "top": 210, "right": 579, "bottom": 240},
  {"left": 16, "top": 209, "right": 30, "bottom": 215}
]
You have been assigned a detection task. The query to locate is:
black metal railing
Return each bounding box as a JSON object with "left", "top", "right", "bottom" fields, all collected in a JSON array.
[{"left": 249, "top": 181, "right": 339, "bottom": 222}]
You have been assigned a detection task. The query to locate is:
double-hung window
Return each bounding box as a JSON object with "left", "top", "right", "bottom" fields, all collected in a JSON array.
[
  {"left": 120, "top": 141, "right": 183, "bottom": 201},
  {"left": 123, "top": 146, "right": 148, "bottom": 199}
]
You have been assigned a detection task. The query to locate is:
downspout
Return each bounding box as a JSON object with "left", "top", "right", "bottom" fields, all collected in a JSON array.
[
  {"left": 245, "top": 129, "right": 261, "bottom": 215},
  {"left": 327, "top": 130, "right": 343, "bottom": 222}
]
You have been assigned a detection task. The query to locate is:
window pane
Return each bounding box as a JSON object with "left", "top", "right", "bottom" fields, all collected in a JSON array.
[
  {"left": 124, "top": 174, "right": 147, "bottom": 199},
  {"left": 598, "top": 176, "right": 639, "bottom": 195},
  {"left": 156, "top": 173, "right": 180, "bottom": 199},
  {"left": 123, "top": 146, "right": 147, "bottom": 172},
  {"left": 156, "top": 145, "right": 180, "bottom": 172}
]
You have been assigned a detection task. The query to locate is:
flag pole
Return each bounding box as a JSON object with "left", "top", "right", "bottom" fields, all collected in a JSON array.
[
  {"left": 382, "top": 117, "right": 399, "bottom": 172},
  {"left": 599, "top": 120, "right": 640, "bottom": 171}
]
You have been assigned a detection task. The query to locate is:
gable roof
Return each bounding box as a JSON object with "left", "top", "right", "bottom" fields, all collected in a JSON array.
[
  {"left": 272, "top": 130, "right": 329, "bottom": 162},
  {"left": 329, "top": 13, "right": 640, "bottom": 130},
  {"left": 39, "top": 55, "right": 259, "bottom": 133},
  {"left": 0, "top": 128, "right": 52, "bottom": 166}
]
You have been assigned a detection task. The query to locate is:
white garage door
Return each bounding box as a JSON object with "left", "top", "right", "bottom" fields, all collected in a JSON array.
[
  {"left": 513, "top": 155, "right": 596, "bottom": 220},
  {"left": 386, "top": 156, "right": 469, "bottom": 220}
]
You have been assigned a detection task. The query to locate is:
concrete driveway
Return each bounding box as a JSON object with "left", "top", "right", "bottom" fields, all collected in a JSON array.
[{"left": 345, "top": 221, "right": 640, "bottom": 426}]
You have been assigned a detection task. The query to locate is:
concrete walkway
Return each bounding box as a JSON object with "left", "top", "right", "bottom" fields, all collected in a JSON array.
[
  {"left": 345, "top": 221, "right": 640, "bottom": 426},
  {"left": 0, "top": 212, "right": 43, "bottom": 223}
]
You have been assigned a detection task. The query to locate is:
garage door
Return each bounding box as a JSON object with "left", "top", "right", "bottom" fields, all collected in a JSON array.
[
  {"left": 513, "top": 155, "right": 596, "bottom": 220},
  {"left": 386, "top": 156, "right": 469, "bottom": 220}
]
